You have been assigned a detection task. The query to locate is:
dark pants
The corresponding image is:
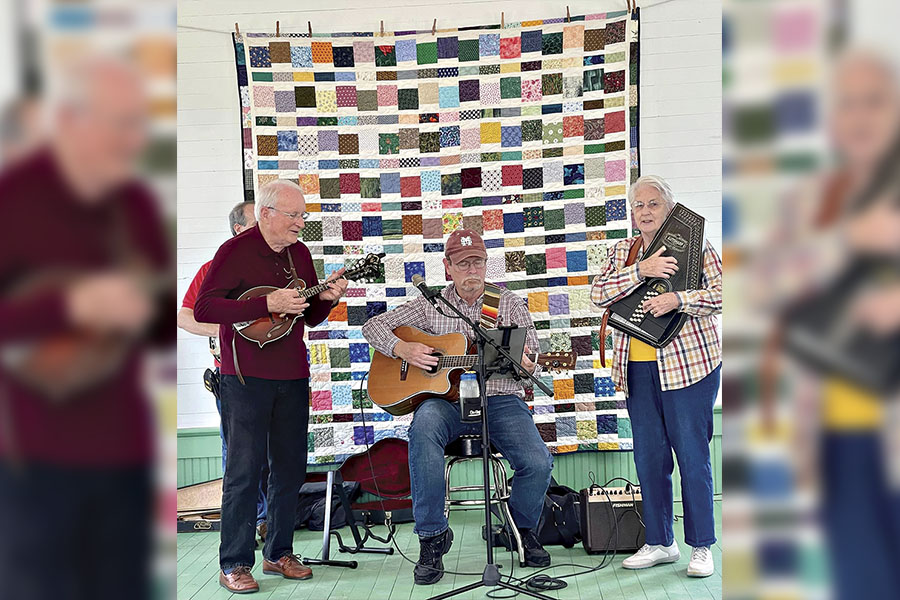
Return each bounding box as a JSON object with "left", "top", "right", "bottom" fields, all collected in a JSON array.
[
  {"left": 214, "top": 371, "right": 268, "bottom": 526},
  {"left": 822, "top": 432, "right": 900, "bottom": 599},
  {"left": 408, "top": 395, "right": 554, "bottom": 538},
  {"left": 219, "top": 374, "right": 309, "bottom": 571},
  {"left": 0, "top": 462, "right": 151, "bottom": 600},
  {"left": 626, "top": 362, "right": 720, "bottom": 548}
]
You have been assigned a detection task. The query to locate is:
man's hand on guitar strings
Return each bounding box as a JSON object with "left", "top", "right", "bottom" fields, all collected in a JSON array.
[
  {"left": 394, "top": 340, "right": 440, "bottom": 370},
  {"left": 319, "top": 267, "right": 349, "bottom": 302}
]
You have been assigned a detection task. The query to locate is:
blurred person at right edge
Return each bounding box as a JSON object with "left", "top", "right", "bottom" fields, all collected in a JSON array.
[
  {"left": 754, "top": 49, "right": 900, "bottom": 598},
  {"left": 0, "top": 57, "right": 173, "bottom": 600},
  {"left": 591, "top": 175, "right": 723, "bottom": 578}
]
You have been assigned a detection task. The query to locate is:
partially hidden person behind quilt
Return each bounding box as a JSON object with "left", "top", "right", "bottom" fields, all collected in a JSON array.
[
  {"left": 591, "top": 175, "right": 722, "bottom": 578},
  {"left": 361, "top": 229, "right": 554, "bottom": 585},
  {"left": 193, "top": 180, "right": 349, "bottom": 594}
]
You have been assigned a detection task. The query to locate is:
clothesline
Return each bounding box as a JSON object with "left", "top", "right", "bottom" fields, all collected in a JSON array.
[{"left": 175, "top": 0, "right": 676, "bottom": 36}]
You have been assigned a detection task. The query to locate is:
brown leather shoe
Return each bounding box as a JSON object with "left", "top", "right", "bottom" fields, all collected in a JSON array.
[
  {"left": 262, "top": 554, "right": 313, "bottom": 580},
  {"left": 219, "top": 566, "right": 259, "bottom": 594}
]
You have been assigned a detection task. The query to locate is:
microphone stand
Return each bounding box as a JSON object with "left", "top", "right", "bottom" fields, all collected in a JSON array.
[{"left": 417, "top": 283, "right": 555, "bottom": 600}]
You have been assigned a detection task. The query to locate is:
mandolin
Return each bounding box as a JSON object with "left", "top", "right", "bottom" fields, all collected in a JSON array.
[
  {"left": 367, "top": 326, "right": 577, "bottom": 416},
  {"left": 233, "top": 253, "right": 383, "bottom": 347}
]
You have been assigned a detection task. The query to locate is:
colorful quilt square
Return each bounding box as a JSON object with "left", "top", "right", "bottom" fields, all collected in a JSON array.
[
  {"left": 502, "top": 164, "right": 523, "bottom": 186},
  {"left": 542, "top": 32, "right": 563, "bottom": 55},
  {"left": 480, "top": 122, "right": 501, "bottom": 144},
  {"left": 395, "top": 39, "right": 417, "bottom": 62},
  {"left": 417, "top": 42, "right": 438, "bottom": 64},
  {"left": 479, "top": 34, "right": 500, "bottom": 57},
  {"left": 311, "top": 42, "right": 334, "bottom": 63},
  {"left": 500, "top": 37, "right": 521, "bottom": 58},
  {"left": 333, "top": 46, "right": 355, "bottom": 67},
  {"left": 459, "top": 80, "right": 480, "bottom": 103},
  {"left": 437, "top": 36, "right": 459, "bottom": 59},
  {"left": 521, "top": 30, "right": 543, "bottom": 54},
  {"left": 458, "top": 39, "right": 479, "bottom": 62}
]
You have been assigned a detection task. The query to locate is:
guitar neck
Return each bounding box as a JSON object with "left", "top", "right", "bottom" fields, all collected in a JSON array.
[{"left": 437, "top": 355, "right": 479, "bottom": 369}]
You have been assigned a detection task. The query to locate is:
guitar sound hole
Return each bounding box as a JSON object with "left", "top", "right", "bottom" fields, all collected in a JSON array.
[{"left": 425, "top": 352, "right": 443, "bottom": 375}]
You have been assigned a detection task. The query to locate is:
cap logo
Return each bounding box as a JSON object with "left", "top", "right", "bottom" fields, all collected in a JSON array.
[{"left": 461, "top": 236, "right": 472, "bottom": 246}]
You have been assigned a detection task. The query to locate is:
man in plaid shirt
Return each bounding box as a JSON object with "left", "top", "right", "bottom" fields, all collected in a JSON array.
[
  {"left": 363, "top": 229, "right": 553, "bottom": 585},
  {"left": 591, "top": 175, "right": 722, "bottom": 578}
]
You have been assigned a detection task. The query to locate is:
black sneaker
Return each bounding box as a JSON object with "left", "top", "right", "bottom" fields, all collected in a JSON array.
[
  {"left": 413, "top": 528, "right": 454, "bottom": 585},
  {"left": 519, "top": 528, "right": 551, "bottom": 567}
]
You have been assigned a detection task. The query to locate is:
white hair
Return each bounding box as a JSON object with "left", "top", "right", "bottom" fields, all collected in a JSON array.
[
  {"left": 628, "top": 175, "right": 675, "bottom": 210},
  {"left": 256, "top": 179, "right": 305, "bottom": 220}
]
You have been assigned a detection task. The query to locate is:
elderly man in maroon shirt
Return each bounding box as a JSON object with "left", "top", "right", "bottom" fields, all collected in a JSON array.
[
  {"left": 194, "top": 179, "right": 348, "bottom": 594},
  {"left": 0, "top": 58, "right": 172, "bottom": 600}
]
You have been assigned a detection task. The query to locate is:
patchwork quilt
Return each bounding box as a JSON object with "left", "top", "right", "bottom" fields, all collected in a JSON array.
[{"left": 231, "top": 10, "right": 641, "bottom": 464}]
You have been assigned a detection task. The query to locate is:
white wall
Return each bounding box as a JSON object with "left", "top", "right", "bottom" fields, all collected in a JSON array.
[{"left": 176, "top": 0, "right": 722, "bottom": 429}]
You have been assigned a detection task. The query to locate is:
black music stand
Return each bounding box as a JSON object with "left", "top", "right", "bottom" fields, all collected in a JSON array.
[{"left": 417, "top": 285, "right": 556, "bottom": 600}]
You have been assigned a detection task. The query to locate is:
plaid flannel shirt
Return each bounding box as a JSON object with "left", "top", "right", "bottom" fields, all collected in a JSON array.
[
  {"left": 362, "top": 284, "right": 540, "bottom": 398},
  {"left": 591, "top": 235, "right": 722, "bottom": 395}
]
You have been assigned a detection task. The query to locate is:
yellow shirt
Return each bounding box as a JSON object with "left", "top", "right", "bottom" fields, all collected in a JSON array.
[
  {"left": 823, "top": 377, "right": 882, "bottom": 430},
  {"left": 629, "top": 338, "right": 657, "bottom": 362}
]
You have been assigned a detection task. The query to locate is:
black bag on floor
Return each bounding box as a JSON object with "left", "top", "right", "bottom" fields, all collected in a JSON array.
[
  {"left": 535, "top": 479, "right": 582, "bottom": 548},
  {"left": 294, "top": 481, "right": 361, "bottom": 531},
  {"left": 489, "top": 477, "right": 582, "bottom": 549}
]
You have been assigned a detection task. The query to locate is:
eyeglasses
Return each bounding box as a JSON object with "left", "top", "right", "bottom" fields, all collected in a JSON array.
[
  {"left": 269, "top": 207, "right": 310, "bottom": 221},
  {"left": 630, "top": 199, "right": 664, "bottom": 211},
  {"left": 453, "top": 258, "right": 486, "bottom": 270}
]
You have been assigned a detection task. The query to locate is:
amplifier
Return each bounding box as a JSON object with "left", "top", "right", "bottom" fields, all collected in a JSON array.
[{"left": 579, "top": 486, "right": 646, "bottom": 554}]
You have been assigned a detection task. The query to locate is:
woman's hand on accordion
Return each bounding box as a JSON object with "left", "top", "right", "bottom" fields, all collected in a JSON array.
[{"left": 643, "top": 292, "right": 680, "bottom": 317}]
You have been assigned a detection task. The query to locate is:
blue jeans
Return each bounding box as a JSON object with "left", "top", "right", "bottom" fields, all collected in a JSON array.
[
  {"left": 218, "top": 375, "right": 309, "bottom": 571},
  {"left": 408, "top": 395, "right": 553, "bottom": 539},
  {"left": 626, "top": 362, "right": 720, "bottom": 548},
  {"left": 822, "top": 432, "right": 900, "bottom": 599},
  {"left": 215, "top": 382, "right": 267, "bottom": 526}
]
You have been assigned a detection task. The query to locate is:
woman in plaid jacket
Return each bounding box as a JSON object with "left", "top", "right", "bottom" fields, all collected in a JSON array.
[{"left": 591, "top": 175, "right": 722, "bottom": 578}]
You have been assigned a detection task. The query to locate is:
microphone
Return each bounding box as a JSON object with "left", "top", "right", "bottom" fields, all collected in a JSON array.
[{"left": 411, "top": 274, "right": 438, "bottom": 299}]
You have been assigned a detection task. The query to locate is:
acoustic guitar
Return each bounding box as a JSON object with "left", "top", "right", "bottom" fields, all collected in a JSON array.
[
  {"left": 233, "top": 253, "right": 383, "bottom": 347},
  {"left": 367, "top": 326, "right": 577, "bottom": 416}
]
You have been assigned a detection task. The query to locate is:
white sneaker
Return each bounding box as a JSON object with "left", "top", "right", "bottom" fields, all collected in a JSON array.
[
  {"left": 621, "top": 543, "right": 680, "bottom": 569},
  {"left": 687, "top": 546, "right": 714, "bottom": 577}
]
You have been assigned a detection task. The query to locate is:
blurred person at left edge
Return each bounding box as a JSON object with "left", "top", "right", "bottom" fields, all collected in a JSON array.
[{"left": 0, "top": 57, "right": 173, "bottom": 600}]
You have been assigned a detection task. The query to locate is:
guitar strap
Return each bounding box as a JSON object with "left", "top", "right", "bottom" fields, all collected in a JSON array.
[
  {"left": 598, "top": 237, "right": 643, "bottom": 368},
  {"left": 480, "top": 282, "right": 503, "bottom": 329}
]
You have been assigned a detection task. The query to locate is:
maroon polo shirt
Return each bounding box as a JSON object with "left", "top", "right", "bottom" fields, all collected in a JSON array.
[
  {"left": 193, "top": 225, "right": 331, "bottom": 380},
  {"left": 0, "top": 148, "right": 173, "bottom": 467}
]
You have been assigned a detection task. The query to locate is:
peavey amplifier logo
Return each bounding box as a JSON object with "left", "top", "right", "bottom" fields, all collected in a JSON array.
[{"left": 662, "top": 232, "right": 688, "bottom": 253}]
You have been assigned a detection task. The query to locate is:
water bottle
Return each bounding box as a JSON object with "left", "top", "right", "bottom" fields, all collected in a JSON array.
[{"left": 459, "top": 371, "right": 482, "bottom": 423}]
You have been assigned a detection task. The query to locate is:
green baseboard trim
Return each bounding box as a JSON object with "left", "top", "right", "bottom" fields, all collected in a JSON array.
[{"left": 178, "top": 409, "right": 721, "bottom": 497}]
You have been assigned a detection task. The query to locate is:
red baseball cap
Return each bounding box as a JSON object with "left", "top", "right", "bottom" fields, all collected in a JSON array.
[{"left": 445, "top": 229, "right": 487, "bottom": 263}]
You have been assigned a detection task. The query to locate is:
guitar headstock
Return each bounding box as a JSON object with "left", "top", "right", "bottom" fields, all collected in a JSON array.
[
  {"left": 537, "top": 352, "right": 577, "bottom": 372},
  {"left": 344, "top": 253, "right": 385, "bottom": 283}
]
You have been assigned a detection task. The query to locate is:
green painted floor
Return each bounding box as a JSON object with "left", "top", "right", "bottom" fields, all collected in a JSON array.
[{"left": 178, "top": 501, "right": 721, "bottom": 600}]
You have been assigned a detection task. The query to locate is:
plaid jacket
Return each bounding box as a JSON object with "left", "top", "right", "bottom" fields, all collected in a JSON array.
[{"left": 591, "top": 235, "right": 722, "bottom": 395}]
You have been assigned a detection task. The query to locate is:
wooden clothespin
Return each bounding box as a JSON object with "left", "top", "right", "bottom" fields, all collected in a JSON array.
[
  {"left": 234, "top": 22, "right": 240, "bottom": 36},
  {"left": 276, "top": 20, "right": 280, "bottom": 36},
  {"left": 380, "top": 20, "right": 384, "bottom": 35},
  {"left": 566, "top": 7, "right": 570, "bottom": 22},
  {"left": 432, "top": 18, "right": 437, "bottom": 36},
  {"left": 308, "top": 21, "right": 313, "bottom": 37},
  {"left": 501, "top": 12, "right": 504, "bottom": 28}
]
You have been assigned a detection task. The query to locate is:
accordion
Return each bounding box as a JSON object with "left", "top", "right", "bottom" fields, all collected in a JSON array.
[{"left": 607, "top": 203, "right": 706, "bottom": 348}]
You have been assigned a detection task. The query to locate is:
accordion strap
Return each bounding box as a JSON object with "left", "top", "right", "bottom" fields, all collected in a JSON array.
[{"left": 599, "top": 237, "right": 643, "bottom": 369}]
